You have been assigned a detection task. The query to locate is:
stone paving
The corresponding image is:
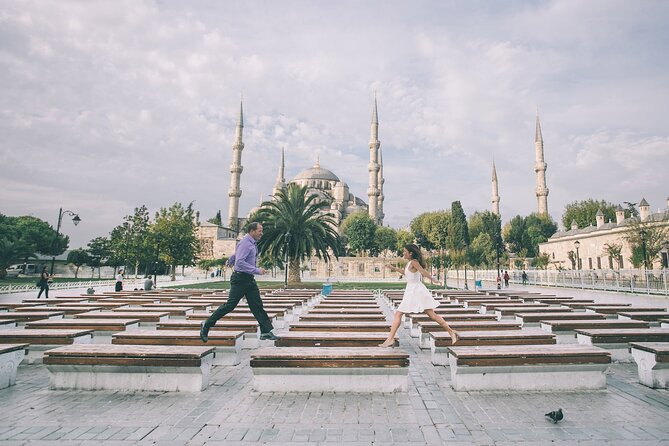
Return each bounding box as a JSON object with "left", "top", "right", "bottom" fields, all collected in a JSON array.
[{"left": 0, "top": 286, "right": 668, "bottom": 445}]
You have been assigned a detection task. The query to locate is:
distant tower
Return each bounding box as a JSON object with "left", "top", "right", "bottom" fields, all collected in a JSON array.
[
  {"left": 272, "top": 146, "right": 286, "bottom": 198},
  {"left": 227, "top": 100, "right": 244, "bottom": 230},
  {"left": 534, "top": 112, "right": 549, "bottom": 215},
  {"left": 491, "top": 161, "right": 500, "bottom": 216},
  {"left": 376, "top": 146, "right": 385, "bottom": 225},
  {"left": 367, "top": 95, "right": 380, "bottom": 223}
]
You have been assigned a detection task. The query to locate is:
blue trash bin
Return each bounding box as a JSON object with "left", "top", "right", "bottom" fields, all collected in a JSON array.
[
  {"left": 475, "top": 280, "right": 482, "bottom": 289},
  {"left": 322, "top": 283, "right": 333, "bottom": 296}
]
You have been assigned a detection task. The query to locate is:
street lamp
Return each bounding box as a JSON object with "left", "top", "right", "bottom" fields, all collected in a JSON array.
[
  {"left": 574, "top": 240, "right": 581, "bottom": 270},
  {"left": 50, "top": 208, "right": 81, "bottom": 274},
  {"left": 640, "top": 229, "right": 648, "bottom": 270},
  {"left": 154, "top": 234, "right": 162, "bottom": 287},
  {"left": 123, "top": 222, "right": 132, "bottom": 273},
  {"left": 283, "top": 231, "right": 291, "bottom": 288}
]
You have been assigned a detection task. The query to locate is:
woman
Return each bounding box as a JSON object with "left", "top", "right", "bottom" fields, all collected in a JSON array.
[
  {"left": 37, "top": 267, "right": 50, "bottom": 299},
  {"left": 379, "top": 244, "right": 458, "bottom": 347},
  {"left": 115, "top": 269, "right": 124, "bottom": 292}
]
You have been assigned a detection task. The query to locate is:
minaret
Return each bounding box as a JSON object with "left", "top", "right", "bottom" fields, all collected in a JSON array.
[
  {"left": 227, "top": 100, "right": 244, "bottom": 230},
  {"left": 376, "top": 145, "right": 385, "bottom": 225},
  {"left": 272, "top": 146, "right": 286, "bottom": 198},
  {"left": 491, "top": 161, "right": 500, "bottom": 216},
  {"left": 534, "top": 111, "right": 549, "bottom": 215},
  {"left": 367, "top": 95, "right": 380, "bottom": 223}
]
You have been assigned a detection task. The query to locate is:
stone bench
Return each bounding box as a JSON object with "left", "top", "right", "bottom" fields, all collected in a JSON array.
[
  {"left": 575, "top": 328, "right": 669, "bottom": 362},
  {"left": 44, "top": 344, "right": 215, "bottom": 392},
  {"left": 158, "top": 320, "right": 260, "bottom": 348},
  {"left": 0, "top": 329, "right": 93, "bottom": 363},
  {"left": 136, "top": 305, "right": 195, "bottom": 317},
  {"left": 662, "top": 319, "right": 669, "bottom": 328},
  {"left": 480, "top": 302, "right": 546, "bottom": 314},
  {"left": 250, "top": 347, "right": 409, "bottom": 392},
  {"left": 25, "top": 318, "right": 141, "bottom": 344},
  {"left": 298, "top": 314, "right": 387, "bottom": 322},
  {"left": 618, "top": 311, "right": 669, "bottom": 322},
  {"left": 447, "top": 344, "right": 611, "bottom": 391},
  {"left": 112, "top": 330, "right": 244, "bottom": 365},
  {"left": 16, "top": 305, "right": 102, "bottom": 315},
  {"left": 0, "top": 311, "right": 65, "bottom": 325},
  {"left": 0, "top": 320, "right": 17, "bottom": 328},
  {"left": 540, "top": 319, "right": 650, "bottom": 343},
  {"left": 430, "top": 329, "right": 556, "bottom": 366},
  {"left": 187, "top": 311, "right": 283, "bottom": 329},
  {"left": 407, "top": 314, "right": 497, "bottom": 336},
  {"left": 275, "top": 332, "right": 398, "bottom": 347},
  {"left": 417, "top": 321, "right": 522, "bottom": 349},
  {"left": 493, "top": 306, "right": 568, "bottom": 319},
  {"left": 0, "top": 344, "right": 28, "bottom": 389},
  {"left": 74, "top": 311, "right": 170, "bottom": 327},
  {"left": 515, "top": 311, "right": 605, "bottom": 326},
  {"left": 289, "top": 321, "right": 390, "bottom": 332},
  {"left": 630, "top": 342, "right": 669, "bottom": 389},
  {"left": 584, "top": 306, "right": 665, "bottom": 315}
]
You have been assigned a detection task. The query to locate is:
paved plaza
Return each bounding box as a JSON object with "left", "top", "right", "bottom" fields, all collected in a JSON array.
[{"left": 0, "top": 285, "right": 668, "bottom": 445}]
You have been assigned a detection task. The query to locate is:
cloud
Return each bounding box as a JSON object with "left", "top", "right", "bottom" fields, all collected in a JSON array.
[{"left": 1, "top": 0, "right": 668, "bottom": 248}]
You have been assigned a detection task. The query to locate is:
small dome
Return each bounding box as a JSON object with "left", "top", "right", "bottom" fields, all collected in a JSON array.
[{"left": 293, "top": 161, "right": 340, "bottom": 182}]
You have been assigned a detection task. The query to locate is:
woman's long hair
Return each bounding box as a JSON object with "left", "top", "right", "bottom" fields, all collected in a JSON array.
[{"left": 405, "top": 243, "right": 426, "bottom": 269}]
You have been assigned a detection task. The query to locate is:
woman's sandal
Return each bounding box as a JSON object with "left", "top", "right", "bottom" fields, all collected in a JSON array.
[{"left": 378, "top": 340, "right": 394, "bottom": 348}]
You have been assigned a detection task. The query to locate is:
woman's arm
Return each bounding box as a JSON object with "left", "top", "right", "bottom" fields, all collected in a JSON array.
[
  {"left": 410, "top": 260, "right": 439, "bottom": 284},
  {"left": 384, "top": 263, "right": 403, "bottom": 273}
]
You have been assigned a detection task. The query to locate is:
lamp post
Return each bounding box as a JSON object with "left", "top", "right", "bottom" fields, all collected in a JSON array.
[
  {"left": 153, "top": 234, "right": 162, "bottom": 287},
  {"left": 50, "top": 208, "right": 81, "bottom": 274},
  {"left": 640, "top": 229, "right": 648, "bottom": 270},
  {"left": 123, "top": 222, "right": 132, "bottom": 274},
  {"left": 662, "top": 241, "right": 669, "bottom": 269},
  {"left": 574, "top": 240, "right": 581, "bottom": 270},
  {"left": 283, "top": 231, "right": 291, "bottom": 288}
]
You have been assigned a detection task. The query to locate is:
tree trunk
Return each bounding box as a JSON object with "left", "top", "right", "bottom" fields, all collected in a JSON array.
[
  {"left": 171, "top": 264, "right": 176, "bottom": 281},
  {"left": 75, "top": 266, "right": 79, "bottom": 278},
  {"left": 288, "top": 258, "right": 301, "bottom": 283}
]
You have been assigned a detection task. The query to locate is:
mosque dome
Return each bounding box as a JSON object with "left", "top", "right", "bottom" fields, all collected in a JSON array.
[{"left": 293, "top": 161, "right": 340, "bottom": 182}]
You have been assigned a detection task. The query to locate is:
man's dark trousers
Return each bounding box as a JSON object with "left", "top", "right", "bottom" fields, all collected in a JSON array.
[{"left": 204, "top": 271, "right": 273, "bottom": 334}]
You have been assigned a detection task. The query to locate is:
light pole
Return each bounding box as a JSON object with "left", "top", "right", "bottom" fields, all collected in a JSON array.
[
  {"left": 123, "top": 222, "right": 132, "bottom": 274},
  {"left": 574, "top": 240, "right": 581, "bottom": 270},
  {"left": 50, "top": 208, "right": 81, "bottom": 274},
  {"left": 283, "top": 231, "right": 291, "bottom": 288},
  {"left": 154, "top": 234, "right": 162, "bottom": 287}
]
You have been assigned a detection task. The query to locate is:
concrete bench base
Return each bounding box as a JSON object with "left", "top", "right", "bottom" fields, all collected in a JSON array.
[
  {"left": 631, "top": 343, "right": 669, "bottom": 389},
  {"left": 253, "top": 368, "right": 408, "bottom": 392},
  {"left": 44, "top": 345, "right": 215, "bottom": 392},
  {"left": 0, "top": 345, "right": 27, "bottom": 389},
  {"left": 449, "top": 362, "right": 608, "bottom": 391}
]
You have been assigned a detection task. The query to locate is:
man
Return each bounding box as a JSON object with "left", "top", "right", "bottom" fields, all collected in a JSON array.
[{"left": 200, "top": 222, "right": 279, "bottom": 342}]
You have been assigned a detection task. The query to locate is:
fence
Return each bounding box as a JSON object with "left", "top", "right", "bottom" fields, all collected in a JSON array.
[
  {"left": 0, "top": 278, "right": 144, "bottom": 295},
  {"left": 446, "top": 268, "right": 669, "bottom": 296}
]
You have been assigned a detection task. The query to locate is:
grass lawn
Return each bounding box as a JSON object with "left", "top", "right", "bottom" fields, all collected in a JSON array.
[{"left": 0, "top": 277, "right": 111, "bottom": 285}]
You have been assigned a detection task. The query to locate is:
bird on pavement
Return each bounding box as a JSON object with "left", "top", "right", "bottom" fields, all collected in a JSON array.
[{"left": 545, "top": 408, "right": 564, "bottom": 424}]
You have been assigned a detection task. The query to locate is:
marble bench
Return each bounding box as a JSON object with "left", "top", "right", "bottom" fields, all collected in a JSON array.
[
  {"left": 0, "top": 329, "right": 93, "bottom": 363},
  {"left": 158, "top": 320, "right": 260, "bottom": 348},
  {"left": 44, "top": 344, "right": 215, "bottom": 392},
  {"left": 275, "top": 331, "right": 398, "bottom": 347},
  {"left": 25, "top": 318, "right": 141, "bottom": 344},
  {"left": 430, "top": 329, "right": 556, "bottom": 366},
  {"left": 540, "top": 319, "right": 649, "bottom": 343},
  {"left": 417, "top": 321, "right": 521, "bottom": 349},
  {"left": 575, "top": 328, "right": 669, "bottom": 362},
  {"left": 630, "top": 342, "right": 669, "bottom": 389},
  {"left": 112, "top": 329, "right": 244, "bottom": 365},
  {"left": 250, "top": 347, "right": 409, "bottom": 392},
  {"left": 447, "top": 344, "right": 611, "bottom": 391},
  {"left": 0, "top": 344, "right": 28, "bottom": 389}
]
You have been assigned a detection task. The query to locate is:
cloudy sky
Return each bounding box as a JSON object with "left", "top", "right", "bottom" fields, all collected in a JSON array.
[{"left": 1, "top": 0, "right": 668, "bottom": 249}]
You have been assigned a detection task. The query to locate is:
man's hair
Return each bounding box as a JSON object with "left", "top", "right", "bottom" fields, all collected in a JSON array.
[{"left": 246, "top": 221, "right": 261, "bottom": 232}]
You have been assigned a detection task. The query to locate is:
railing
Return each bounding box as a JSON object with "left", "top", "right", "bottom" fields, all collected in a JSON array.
[
  {"left": 446, "top": 268, "right": 669, "bottom": 296},
  {"left": 0, "top": 278, "right": 144, "bottom": 295}
]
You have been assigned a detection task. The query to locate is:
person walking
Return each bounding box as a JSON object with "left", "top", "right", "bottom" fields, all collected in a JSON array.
[
  {"left": 200, "top": 222, "right": 279, "bottom": 342},
  {"left": 37, "top": 267, "right": 50, "bottom": 299},
  {"left": 379, "top": 244, "right": 458, "bottom": 347},
  {"left": 503, "top": 270, "right": 510, "bottom": 288},
  {"left": 115, "top": 269, "right": 124, "bottom": 292}
]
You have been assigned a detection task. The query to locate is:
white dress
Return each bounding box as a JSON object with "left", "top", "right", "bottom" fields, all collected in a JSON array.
[{"left": 396, "top": 263, "right": 440, "bottom": 313}]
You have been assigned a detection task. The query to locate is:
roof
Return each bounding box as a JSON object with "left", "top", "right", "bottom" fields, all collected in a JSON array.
[{"left": 293, "top": 163, "right": 340, "bottom": 182}]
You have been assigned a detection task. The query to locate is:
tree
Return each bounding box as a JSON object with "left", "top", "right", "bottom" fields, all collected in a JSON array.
[
  {"left": 468, "top": 211, "right": 503, "bottom": 267},
  {"left": 86, "top": 237, "right": 111, "bottom": 278},
  {"left": 153, "top": 202, "right": 200, "bottom": 281},
  {"left": 533, "top": 252, "right": 550, "bottom": 269},
  {"left": 603, "top": 243, "right": 623, "bottom": 269},
  {"left": 374, "top": 226, "right": 397, "bottom": 257},
  {"left": 448, "top": 201, "right": 469, "bottom": 263},
  {"left": 125, "top": 205, "right": 152, "bottom": 277},
  {"left": 67, "top": 249, "right": 90, "bottom": 278},
  {"left": 0, "top": 239, "right": 23, "bottom": 279},
  {"left": 395, "top": 229, "right": 414, "bottom": 255},
  {"left": 207, "top": 210, "right": 222, "bottom": 226},
  {"left": 562, "top": 199, "right": 619, "bottom": 230},
  {"left": 255, "top": 183, "right": 342, "bottom": 283},
  {"left": 0, "top": 214, "right": 69, "bottom": 264},
  {"left": 341, "top": 212, "right": 377, "bottom": 256},
  {"left": 503, "top": 213, "right": 556, "bottom": 258},
  {"left": 624, "top": 219, "right": 669, "bottom": 269},
  {"left": 410, "top": 212, "right": 438, "bottom": 251}
]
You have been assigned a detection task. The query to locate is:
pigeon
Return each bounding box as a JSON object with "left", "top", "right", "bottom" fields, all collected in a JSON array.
[{"left": 545, "top": 408, "right": 564, "bottom": 424}]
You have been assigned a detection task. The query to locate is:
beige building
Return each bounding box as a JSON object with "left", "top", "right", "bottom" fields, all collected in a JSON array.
[{"left": 539, "top": 197, "right": 669, "bottom": 270}]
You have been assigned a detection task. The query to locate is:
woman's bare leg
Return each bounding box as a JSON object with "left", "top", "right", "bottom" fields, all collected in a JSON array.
[
  {"left": 425, "top": 309, "right": 458, "bottom": 344},
  {"left": 379, "top": 311, "right": 404, "bottom": 347}
]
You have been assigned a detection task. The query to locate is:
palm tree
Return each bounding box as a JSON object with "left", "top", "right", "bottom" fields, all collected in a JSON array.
[{"left": 256, "top": 184, "right": 342, "bottom": 283}]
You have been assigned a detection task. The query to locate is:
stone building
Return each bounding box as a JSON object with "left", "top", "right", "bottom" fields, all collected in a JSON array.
[{"left": 539, "top": 197, "right": 669, "bottom": 270}]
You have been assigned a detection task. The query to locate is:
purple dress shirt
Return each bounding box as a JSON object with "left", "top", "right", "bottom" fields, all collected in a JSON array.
[{"left": 229, "top": 234, "right": 260, "bottom": 275}]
